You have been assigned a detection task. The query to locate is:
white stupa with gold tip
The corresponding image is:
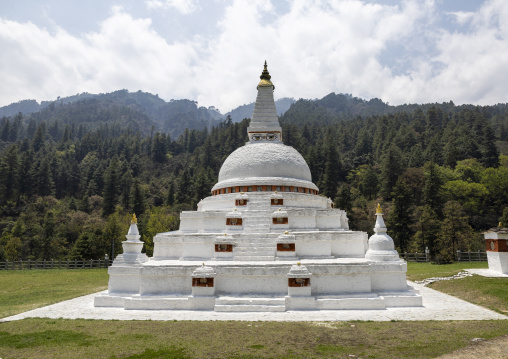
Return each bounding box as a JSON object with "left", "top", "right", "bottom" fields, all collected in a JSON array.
[
  {"left": 365, "top": 204, "right": 400, "bottom": 262},
  {"left": 95, "top": 63, "right": 421, "bottom": 311}
]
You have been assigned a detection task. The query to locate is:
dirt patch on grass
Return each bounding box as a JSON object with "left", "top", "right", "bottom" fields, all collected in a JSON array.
[{"left": 436, "top": 334, "right": 508, "bottom": 359}]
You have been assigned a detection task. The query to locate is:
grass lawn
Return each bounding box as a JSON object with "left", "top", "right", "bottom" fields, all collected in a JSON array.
[
  {"left": 0, "top": 269, "right": 108, "bottom": 318},
  {"left": 0, "top": 318, "right": 507, "bottom": 358},
  {"left": 407, "top": 262, "right": 508, "bottom": 315},
  {"left": 430, "top": 276, "right": 508, "bottom": 315},
  {"left": 0, "top": 265, "right": 506, "bottom": 358},
  {"left": 406, "top": 261, "right": 488, "bottom": 281}
]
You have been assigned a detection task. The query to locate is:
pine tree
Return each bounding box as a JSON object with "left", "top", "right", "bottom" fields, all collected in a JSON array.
[
  {"left": 131, "top": 179, "right": 145, "bottom": 216},
  {"left": 151, "top": 132, "right": 167, "bottom": 163},
  {"left": 176, "top": 169, "right": 191, "bottom": 204},
  {"left": 422, "top": 162, "right": 444, "bottom": 217},
  {"left": 335, "top": 185, "right": 353, "bottom": 215},
  {"left": 166, "top": 181, "right": 175, "bottom": 206},
  {"left": 480, "top": 125, "right": 500, "bottom": 168},
  {"left": 103, "top": 213, "right": 123, "bottom": 260},
  {"left": 387, "top": 178, "right": 413, "bottom": 253},
  {"left": 41, "top": 211, "right": 56, "bottom": 260},
  {"left": 0, "top": 145, "right": 19, "bottom": 204},
  {"left": 36, "top": 156, "right": 54, "bottom": 196},
  {"left": 321, "top": 135, "right": 340, "bottom": 198},
  {"left": 413, "top": 205, "right": 440, "bottom": 256},
  {"left": 360, "top": 165, "right": 378, "bottom": 200},
  {"left": 31, "top": 123, "right": 46, "bottom": 152},
  {"left": 424, "top": 134, "right": 443, "bottom": 164},
  {"left": 380, "top": 144, "right": 403, "bottom": 200},
  {"left": 120, "top": 169, "right": 133, "bottom": 211},
  {"left": 102, "top": 159, "right": 120, "bottom": 216},
  {"left": 436, "top": 201, "right": 476, "bottom": 263}
]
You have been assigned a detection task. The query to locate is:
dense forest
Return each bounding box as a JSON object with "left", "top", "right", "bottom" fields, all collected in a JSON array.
[{"left": 0, "top": 92, "right": 507, "bottom": 264}]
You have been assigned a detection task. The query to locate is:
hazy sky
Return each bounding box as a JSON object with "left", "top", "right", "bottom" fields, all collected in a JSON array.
[{"left": 1, "top": 0, "right": 506, "bottom": 113}]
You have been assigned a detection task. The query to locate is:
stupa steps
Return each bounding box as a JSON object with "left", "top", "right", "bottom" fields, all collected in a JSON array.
[
  {"left": 234, "top": 246, "right": 275, "bottom": 251},
  {"left": 234, "top": 243, "right": 275, "bottom": 248},
  {"left": 234, "top": 255, "right": 275, "bottom": 261},
  {"left": 243, "top": 228, "right": 271, "bottom": 234},
  {"left": 234, "top": 247, "right": 274, "bottom": 252},
  {"left": 214, "top": 296, "right": 286, "bottom": 312}
]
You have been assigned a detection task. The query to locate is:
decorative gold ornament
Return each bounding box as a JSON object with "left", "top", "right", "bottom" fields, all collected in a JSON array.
[
  {"left": 131, "top": 214, "right": 137, "bottom": 224},
  {"left": 257, "top": 60, "right": 275, "bottom": 89},
  {"left": 376, "top": 203, "right": 382, "bottom": 214},
  {"left": 260, "top": 60, "right": 271, "bottom": 80}
]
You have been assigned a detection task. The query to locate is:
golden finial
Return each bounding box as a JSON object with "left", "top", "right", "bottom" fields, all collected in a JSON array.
[
  {"left": 260, "top": 60, "right": 271, "bottom": 80},
  {"left": 376, "top": 203, "right": 382, "bottom": 214},
  {"left": 297, "top": 262, "right": 301, "bottom": 266},
  {"left": 500, "top": 222, "right": 503, "bottom": 228},
  {"left": 284, "top": 231, "right": 289, "bottom": 234},
  {"left": 257, "top": 61, "right": 275, "bottom": 90},
  {"left": 131, "top": 214, "right": 137, "bottom": 224}
]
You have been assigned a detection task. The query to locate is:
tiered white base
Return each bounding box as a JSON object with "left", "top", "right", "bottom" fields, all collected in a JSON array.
[{"left": 94, "top": 259, "right": 422, "bottom": 311}]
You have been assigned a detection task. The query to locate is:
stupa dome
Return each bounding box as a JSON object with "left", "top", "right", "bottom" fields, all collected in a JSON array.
[
  {"left": 219, "top": 142, "right": 311, "bottom": 182},
  {"left": 212, "top": 142, "right": 317, "bottom": 192}
]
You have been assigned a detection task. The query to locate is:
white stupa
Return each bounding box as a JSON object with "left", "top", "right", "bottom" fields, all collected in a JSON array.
[{"left": 95, "top": 62, "right": 422, "bottom": 311}]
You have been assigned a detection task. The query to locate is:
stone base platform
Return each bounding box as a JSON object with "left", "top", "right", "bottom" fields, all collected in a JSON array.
[
  {"left": 94, "top": 290, "right": 422, "bottom": 311},
  {"left": 95, "top": 258, "right": 422, "bottom": 311}
]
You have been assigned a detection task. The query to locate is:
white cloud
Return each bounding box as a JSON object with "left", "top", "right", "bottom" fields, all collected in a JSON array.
[
  {"left": 193, "top": 0, "right": 435, "bottom": 108},
  {"left": 145, "top": 0, "right": 199, "bottom": 14},
  {"left": 388, "top": 0, "right": 508, "bottom": 105},
  {"left": 1, "top": 0, "right": 508, "bottom": 112},
  {"left": 0, "top": 12, "right": 200, "bottom": 107},
  {"left": 447, "top": 11, "right": 475, "bottom": 25}
]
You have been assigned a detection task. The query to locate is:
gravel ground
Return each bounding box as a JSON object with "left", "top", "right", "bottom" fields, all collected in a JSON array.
[{"left": 1, "top": 281, "right": 507, "bottom": 322}]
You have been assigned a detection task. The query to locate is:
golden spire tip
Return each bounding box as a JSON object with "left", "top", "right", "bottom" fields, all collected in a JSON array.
[
  {"left": 257, "top": 60, "right": 275, "bottom": 90},
  {"left": 131, "top": 213, "right": 137, "bottom": 224},
  {"left": 376, "top": 203, "right": 382, "bottom": 214}
]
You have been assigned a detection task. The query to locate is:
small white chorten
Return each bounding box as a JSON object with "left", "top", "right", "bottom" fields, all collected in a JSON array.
[{"left": 365, "top": 204, "right": 401, "bottom": 262}]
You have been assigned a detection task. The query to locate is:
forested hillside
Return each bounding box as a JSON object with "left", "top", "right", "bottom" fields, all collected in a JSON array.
[
  {"left": 0, "top": 93, "right": 507, "bottom": 264},
  {"left": 0, "top": 90, "right": 221, "bottom": 138}
]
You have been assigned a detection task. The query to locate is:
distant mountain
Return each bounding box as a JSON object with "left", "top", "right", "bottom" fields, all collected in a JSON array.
[
  {"left": 279, "top": 92, "right": 505, "bottom": 126},
  {"left": 0, "top": 99, "right": 41, "bottom": 117},
  {"left": 224, "top": 97, "right": 296, "bottom": 122},
  {"left": 0, "top": 90, "right": 223, "bottom": 138},
  {"left": 7, "top": 90, "right": 504, "bottom": 139},
  {"left": 0, "top": 92, "right": 298, "bottom": 138}
]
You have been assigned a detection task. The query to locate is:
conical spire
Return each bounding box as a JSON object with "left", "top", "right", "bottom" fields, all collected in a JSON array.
[
  {"left": 257, "top": 60, "right": 274, "bottom": 90},
  {"left": 248, "top": 61, "right": 281, "bottom": 142}
]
